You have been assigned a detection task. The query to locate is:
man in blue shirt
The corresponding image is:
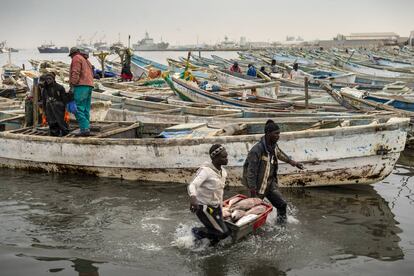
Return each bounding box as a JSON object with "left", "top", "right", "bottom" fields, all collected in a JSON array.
[{"left": 247, "top": 64, "right": 257, "bottom": 77}]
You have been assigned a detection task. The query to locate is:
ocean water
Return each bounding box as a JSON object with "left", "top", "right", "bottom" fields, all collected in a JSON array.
[{"left": 0, "top": 152, "right": 412, "bottom": 276}]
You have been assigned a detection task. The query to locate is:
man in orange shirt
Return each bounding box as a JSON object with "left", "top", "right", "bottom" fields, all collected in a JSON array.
[{"left": 69, "top": 47, "right": 94, "bottom": 136}]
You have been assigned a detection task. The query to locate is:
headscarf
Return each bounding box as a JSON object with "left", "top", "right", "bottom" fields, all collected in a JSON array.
[{"left": 210, "top": 144, "right": 225, "bottom": 159}]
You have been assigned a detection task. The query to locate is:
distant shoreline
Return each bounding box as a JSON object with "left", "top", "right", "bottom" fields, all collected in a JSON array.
[{"left": 134, "top": 48, "right": 273, "bottom": 52}]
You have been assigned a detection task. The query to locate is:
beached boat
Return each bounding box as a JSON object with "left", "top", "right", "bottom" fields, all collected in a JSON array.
[
  {"left": 320, "top": 85, "right": 414, "bottom": 150},
  {"left": 168, "top": 75, "right": 291, "bottom": 109},
  {"left": 335, "top": 58, "right": 414, "bottom": 82},
  {"left": 0, "top": 118, "right": 408, "bottom": 187},
  {"left": 168, "top": 75, "right": 347, "bottom": 112},
  {"left": 370, "top": 55, "right": 414, "bottom": 69},
  {"left": 92, "top": 91, "right": 244, "bottom": 116},
  {"left": 211, "top": 68, "right": 278, "bottom": 98}
]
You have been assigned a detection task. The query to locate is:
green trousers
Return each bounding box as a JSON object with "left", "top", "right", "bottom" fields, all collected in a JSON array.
[{"left": 73, "top": 85, "right": 93, "bottom": 131}]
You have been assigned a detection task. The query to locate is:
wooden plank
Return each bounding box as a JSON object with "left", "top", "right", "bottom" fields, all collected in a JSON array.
[
  {"left": 94, "top": 122, "right": 141, "bottom": 138},
  {"left": 0, "top": 115, "right": 25, "bottom": 124}
]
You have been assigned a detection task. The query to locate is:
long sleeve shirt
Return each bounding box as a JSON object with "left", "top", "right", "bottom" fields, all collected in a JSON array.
[
  {"left": 187, "top": 162, "right": 227, "bottom": 207},
  {"left": 69, "top": 53, "right": 94, "bottom": 87},
  {"left": 242, "top": 137, "right": 294, "bottom": 193}
]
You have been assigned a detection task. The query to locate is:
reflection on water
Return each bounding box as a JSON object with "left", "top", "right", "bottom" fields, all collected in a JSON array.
[
  {"left": 0, "top": 165, "right": 413, "bottom": 275},
  {"left": 16, "top": 255, "right": 101, "bottom": 275},
  {"left": 284, "top": 185, "right": 403, "bottom": 261}
]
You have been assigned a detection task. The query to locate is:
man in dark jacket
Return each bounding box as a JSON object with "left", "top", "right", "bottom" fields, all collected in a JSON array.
[
  {"left": 41, "top": 73, "right": 70, "bottom": 136},
  {"left": 242, "top": 119, "right": 304, "bottom": 223}
]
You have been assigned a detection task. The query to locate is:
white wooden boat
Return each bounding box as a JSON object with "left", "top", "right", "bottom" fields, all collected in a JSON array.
[
  {"left": 211, "top": 68, "right": 278, "bottom": 98},
  {"left": 0, "top": 118, "right": 408, "bottom": 187},
  {"left": 335, "top": 59, "right": 414, "bottom": 81}
]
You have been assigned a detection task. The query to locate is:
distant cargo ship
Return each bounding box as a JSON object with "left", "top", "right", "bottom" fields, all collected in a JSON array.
[
  {"left": 38, "top": 43, "right": 69, "bottom": 53},
  {"left": 132, "top": 32, "right": 169, "bottom": 51}
]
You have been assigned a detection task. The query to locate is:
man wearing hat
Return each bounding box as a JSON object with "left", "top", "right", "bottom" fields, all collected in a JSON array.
[
  {"left": 188, "top": 144, "right": 231, "bottom": 245},
  {"left": 242, "top": 119, "right": 304, "bottom": 224},
  {"left": 69, "top": 47, "right": 94, "bottom": 136}
]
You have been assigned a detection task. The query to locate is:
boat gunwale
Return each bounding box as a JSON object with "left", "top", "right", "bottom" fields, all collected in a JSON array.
[{"left": 0, "top": 118, "right": 409, "bottom": 146}]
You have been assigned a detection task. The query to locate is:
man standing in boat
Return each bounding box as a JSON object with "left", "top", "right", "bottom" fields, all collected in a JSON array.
[
  {"left": 120, "top": 48, "right": 133, "bottom": 81},
  {"left": 270, "top": 59, "right": 279, "bottom": 74},
  {"left": 247, "top": 64, "right": 257, "bottom": 77},
  {"left": 188, "top": 144, "right": 231, "bottom": 245},
  {"left": 230, "top": 61, "right": 242, "bottom": 74},
  {"left": 242, "top": 119, "right": 304, "bottom": 224},
  {"left": 289, "top": 62, "right": 301, "bottom": 80},
  {"left": 69, "top": 47, "right": 94, "bottom": 137},
  {"left": 40, "top": 73, "right": 70, "bottom": 136}
]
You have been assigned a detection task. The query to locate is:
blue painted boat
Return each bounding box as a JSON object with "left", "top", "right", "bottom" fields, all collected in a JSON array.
[
  {"left": 370, "top": 55, "right": 414, "bottom": 69},
  {"left": 364, "top": 95, "right": 414, "bottom": 112},
  {"left": 131, "top": 55, "right": 169, "bottom": 71},
  {"left": 272, "top": 53, "right": 314, "bottom": 66},
  {"left": 167, "top": 75, "right": 292, "bottom": 110},
  {"left": 132, "top": 54, "right": 209, "bottom": 79}
]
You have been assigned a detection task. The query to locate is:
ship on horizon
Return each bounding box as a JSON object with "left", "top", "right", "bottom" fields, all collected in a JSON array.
[
  {"left": 132, "top": 32, "right": 169, "bottom": 51},
  {"left": 0, "top": 41, "right": 18, "bottom": 53},
  {"left": 38, "top": 42, "right": 69, "bottom": 53}
]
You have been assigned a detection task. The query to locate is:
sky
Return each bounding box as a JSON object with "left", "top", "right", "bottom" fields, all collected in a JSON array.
[{"left": 1, "top": 0, "right": 413, "bottom": 48}]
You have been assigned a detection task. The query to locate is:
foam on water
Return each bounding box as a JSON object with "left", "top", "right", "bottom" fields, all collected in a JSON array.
[
  {"left": 141, "top": 216, "right": 173, "bottom": 222},
  {"left": 265, "top": 206, "right": 300, "bottom": 225},
  {"left": 137, "top": 243, "right": 163, "bottom": 251},
  {"left": 171, "top": 223, "right": 211, "bottom": 251}
]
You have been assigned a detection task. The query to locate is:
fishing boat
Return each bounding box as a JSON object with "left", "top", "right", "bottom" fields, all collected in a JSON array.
[
  {"left": 211, "top": 68, "right": 278, "bottom": 98},
  {"left": 92, "top": 91, "right": 244, "bottom": 116},
  {"left": 131, "top": 55, "right": 168, "bottom": 71},
  {"left": 131, "top": 54, "right": 209, "bottom": 79},
  {"left": 334, "top": 58, "right": 414, "bottom": 83},
  {"left": 338, "top": 88, "right": 414, "bottom": 114},
  {"left": 0, "top": 118, "right": 408, "bottom": 187},
  {"left": 168, "top": 74, "right": 347, "bottom": 112},
  {"left": 319, "top": 84, "right": 414, "bottom": 150},
  {"left": 370, "top": 55, "right": 414, "bottom": 69}
]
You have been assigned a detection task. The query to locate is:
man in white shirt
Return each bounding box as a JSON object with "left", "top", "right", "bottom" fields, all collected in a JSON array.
[{"left": 188, "top": 144, "right": 231, "bottom": 243}]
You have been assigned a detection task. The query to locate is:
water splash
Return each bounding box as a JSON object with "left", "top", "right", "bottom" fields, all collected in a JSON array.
[{"left": 171, "top": 223, "right": 210, "bottom": 251}]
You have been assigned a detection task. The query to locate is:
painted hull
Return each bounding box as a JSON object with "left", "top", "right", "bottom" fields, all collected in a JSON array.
[
  {"left": 365, "top": 95, "right": 414, "bottom": 112},
  {"left": 131, "top": 55, "right": 168, "bottom": 71},
  {"left": 372, "top": 57, "right": 414, "bottom": 69},
  {"left": 340, "top": 61, "right": 414, "bottom": 80},
  {"left": 212, "top": 69, "right": 277, "bottom": 98},
  {"left": 0, "top": 118, "right": 408, "bottom": 187},
  {"left": 170, "top": 76, "right": 290, "bottom": 109},
  {"left": 312, "top": 72, "right": 356, "bottom": 84},
  {"left": 37, "top": 47, "right": 69, "bottom": 53},
  {"left": 130, "top": 60, "right": 148, "bottom": 79}
]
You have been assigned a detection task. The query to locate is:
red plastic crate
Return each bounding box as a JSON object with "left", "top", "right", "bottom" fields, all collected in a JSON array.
[{"left": 223, "top": 194, "right": 273, "bottom": 241}]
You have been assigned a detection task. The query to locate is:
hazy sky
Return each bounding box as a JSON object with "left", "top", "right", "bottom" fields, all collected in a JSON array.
[{"left": 1, "top": 0, "right": 413, "bottom": 48}]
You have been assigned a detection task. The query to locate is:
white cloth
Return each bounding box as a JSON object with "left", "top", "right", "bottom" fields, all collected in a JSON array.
[{"left": 187, "top": 162, "right": 227, "bottom": 207}]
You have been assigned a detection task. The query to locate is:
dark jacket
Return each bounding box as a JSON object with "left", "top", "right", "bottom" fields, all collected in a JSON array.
[
  {"left": 41, "top": 82, "right": 70, "bottom": 108},
  {"left": 242, "top": 136, "right": 292, "bottom": 195}
]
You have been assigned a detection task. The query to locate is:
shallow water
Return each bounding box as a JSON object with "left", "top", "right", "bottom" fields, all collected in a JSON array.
[{"left": 0, "top": 154, "right": 413, "bottom": 275}]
